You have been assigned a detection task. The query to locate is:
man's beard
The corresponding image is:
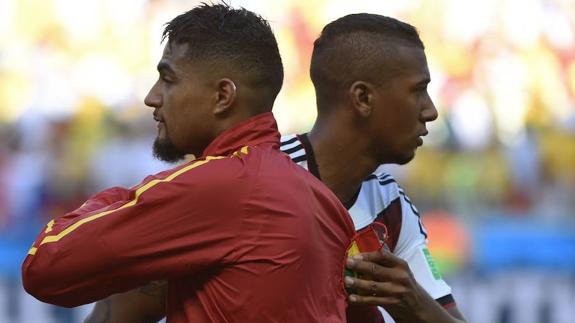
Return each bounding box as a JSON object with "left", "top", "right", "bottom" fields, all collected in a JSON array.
[{"left": 153, "top": 136, "right": 186, "bottom": 163}]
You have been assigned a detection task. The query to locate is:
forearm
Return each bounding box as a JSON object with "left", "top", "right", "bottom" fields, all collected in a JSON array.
[
  {"left": 84, "top": 299, "right": 111, "bottom": 323},
  {"left": 84, "top": 282, "right": 167, "bottom": 323}
]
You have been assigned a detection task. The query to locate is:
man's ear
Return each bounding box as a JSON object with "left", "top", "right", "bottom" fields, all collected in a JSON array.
[
  {"left": 349, "top": 81, "right": 374, "bottom": 117},
  {"left": 214, "top": 78, "right": 237, "bottom": 115}
]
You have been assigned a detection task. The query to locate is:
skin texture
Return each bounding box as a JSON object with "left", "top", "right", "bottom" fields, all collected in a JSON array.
[
  {"left": 364, "top": 46, "right": 437, "bottom": 165},
  {"left": 145, "top": 43, "right": 220, "bottom": 161},
  {"left": 145, "top": 42, "right": 244, "bottom": 161}
]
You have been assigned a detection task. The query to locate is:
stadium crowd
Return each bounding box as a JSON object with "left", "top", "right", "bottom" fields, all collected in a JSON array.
[{"left": 0, "top": 0, "right": 574, "bottom": 322}]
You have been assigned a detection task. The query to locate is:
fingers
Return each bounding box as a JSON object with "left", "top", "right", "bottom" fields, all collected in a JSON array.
[
  {"left": 346, "top": 251, "right": 416, "bottom": 306},
  {"left": 345, "top": 274, "right": 403, "bottom": 306},
  {"left": 346, "top": 258, "right": 377, "bottom": 280},
  {"left": 348, "top": 294, "right": 402, "bottom": 306},
  {"left": 345, "top": 275, "right": 412, "bottom": 307},
  {"left": 344, "top": 276, "right": 406, "bottom": 298},
  {"left": 347, "top": 250, "right": 410, "bottom": 278},
  {"left": 346, "top": 257, "right": 395, "bottom": 281},
  {"left": 355, "top": 248, "right": 402, "bottom": 267}
]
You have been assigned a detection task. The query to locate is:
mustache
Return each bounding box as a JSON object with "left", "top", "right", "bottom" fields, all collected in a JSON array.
[{"left": 153, "top": 112, "right": 164, "bottom": 122}]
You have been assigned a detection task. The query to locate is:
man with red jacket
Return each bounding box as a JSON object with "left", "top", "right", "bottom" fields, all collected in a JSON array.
[{"left": 21, "top": 4, "right": 355, "bottom": 323}]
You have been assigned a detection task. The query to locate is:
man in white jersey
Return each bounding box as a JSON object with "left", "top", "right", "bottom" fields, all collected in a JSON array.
[
  {"left": 85, "top": 13, "right": 467, "bottom": 323},
  {"left": 291, "top": 13, "right": 466, "bottom": 323}
]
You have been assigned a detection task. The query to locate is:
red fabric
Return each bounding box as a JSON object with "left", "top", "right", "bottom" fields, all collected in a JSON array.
[
  {"left": 347, "top": 304, "right": 386, "bottom": 323},
  {"left": 22, "top": 112, "right": 355, "bottom": 323},
  {"left": 353, "top": 225, "right": 386, "bottom": 253}
]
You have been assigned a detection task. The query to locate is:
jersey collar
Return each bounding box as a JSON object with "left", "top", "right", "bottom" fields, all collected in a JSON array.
[{"left": 202, "top": 112, "right": 280, "bottom": 157}]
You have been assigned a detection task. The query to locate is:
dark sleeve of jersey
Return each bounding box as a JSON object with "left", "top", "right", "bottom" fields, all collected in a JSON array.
[{"left": 437, "top": 294, "right": 456, "bottom": 308}]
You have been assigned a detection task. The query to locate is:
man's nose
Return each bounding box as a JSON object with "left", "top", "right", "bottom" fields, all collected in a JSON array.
[
  {"left": 144, "top": 82, "right": 162, "bottom": 109},
  {"left": 422, "top": 97, "right": 438, "bottom": 122}
]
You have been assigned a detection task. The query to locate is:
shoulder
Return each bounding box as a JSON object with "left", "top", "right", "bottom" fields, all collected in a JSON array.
[
  {"left": 154, "top": 153, "right": 249, "bottom": 197},
  {"left": 348, "top": 171, "right": 426, "bottom": 250},
  {"left": 362, "top": 171, "right": 403, "bottom": 204},
  {"left": 349, "top": 171, "right": 405, "bottom": 228},
  {"left": 362, "top": 171, "right": 421, "bottom": 222}
]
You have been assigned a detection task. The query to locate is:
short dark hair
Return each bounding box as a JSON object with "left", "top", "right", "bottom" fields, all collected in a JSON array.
[
  {"left": 163, "top": 3, "right": 284, "bottom": 109},
  {"left": 310, "top": 14, "right": 424, "bottom": 111}
]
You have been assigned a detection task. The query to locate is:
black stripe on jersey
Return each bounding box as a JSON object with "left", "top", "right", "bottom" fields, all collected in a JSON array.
[
  {"left": 398, "top": 190, "right": 418, "bottom": 216},
  {"left": 363, "top": 174, "right": 378, "bottom": 182},
  {"left": 363, "top": 174, "right": 397, "bottom": 187},
  {"left": 364, "top": 174, "right": 426, "bottom": 239},
  {"left": 436, "top": 294, "right": 456, "bottom": 307},
  {"left": 280, "top": 136, "right": 298, "bottom": 146},
  {"left": 398, "top": 190, "right": 427, "bottom": 239},
  {"left": 291, "top": 155, "right": 307, "bottom": 163},
  {"left": 379, "top": 178, "right": 396, "bottom": 186},
  {"left": 378, "top": 173, "right": 392, "bottom": 181},
  {"left": 282, "top": 144, "right": 304, "bottom": 155}
]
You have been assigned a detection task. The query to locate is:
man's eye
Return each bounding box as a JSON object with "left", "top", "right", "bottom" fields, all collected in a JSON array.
[{"left": 160, "top": 75, "right": 172, "bottom": 83}]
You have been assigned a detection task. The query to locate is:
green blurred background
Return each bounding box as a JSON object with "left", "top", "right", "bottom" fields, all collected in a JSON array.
[{"left": 0, "top": 0, "right": 574, "bottom": 322}]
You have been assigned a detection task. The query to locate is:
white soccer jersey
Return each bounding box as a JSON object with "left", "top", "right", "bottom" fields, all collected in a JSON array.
[{"left": 281, "top": 134, "right": 454, "bottom": 322}]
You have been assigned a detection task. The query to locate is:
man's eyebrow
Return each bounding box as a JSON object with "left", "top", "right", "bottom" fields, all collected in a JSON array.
[{"left": 157, "top": 61, "right": 176, "bottom": 75}]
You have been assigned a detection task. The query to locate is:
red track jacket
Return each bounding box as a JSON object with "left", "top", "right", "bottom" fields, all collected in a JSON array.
[{"left": 22, "top": 112, "right": 355, "bottom": 322}]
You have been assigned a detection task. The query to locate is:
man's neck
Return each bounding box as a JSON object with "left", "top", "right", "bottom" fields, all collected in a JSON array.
[{"left": 307, "top": 120, "right": 379, "bottom": 205}]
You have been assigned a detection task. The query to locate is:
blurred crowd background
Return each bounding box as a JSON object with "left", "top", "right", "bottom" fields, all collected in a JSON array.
[{"left": 1, "top": 0, "right": 574, "bottom": 322}]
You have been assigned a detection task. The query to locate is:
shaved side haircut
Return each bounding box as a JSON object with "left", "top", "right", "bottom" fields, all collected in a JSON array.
[{"left": 310, "top": 14, "right": 424, "bottom": 113}]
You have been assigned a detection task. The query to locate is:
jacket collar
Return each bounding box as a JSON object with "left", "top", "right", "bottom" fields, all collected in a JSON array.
[{"left": 201, "top": 112, "right": 280, "bottom": 157}]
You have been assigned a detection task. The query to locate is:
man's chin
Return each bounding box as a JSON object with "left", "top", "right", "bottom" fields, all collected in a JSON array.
[
  {"left": 395, "top": 151, "right": 416, "bottom": 165},
  {"left": 153, "top": 138, "right": 186, "bottom": 163}
]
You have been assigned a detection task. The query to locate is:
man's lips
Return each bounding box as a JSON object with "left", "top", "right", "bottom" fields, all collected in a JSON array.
[
  {"left": 416, "top": 137, "right": 423, "bottom": 146},
  {"left": 154, "top": 116, "right": 165, "bottom": 131},
  {"left": 417, "top": 130, "right": 428, "bottom": 146}
]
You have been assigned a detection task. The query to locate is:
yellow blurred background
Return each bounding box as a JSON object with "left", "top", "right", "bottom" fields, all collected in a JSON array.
[{"left": 0, "top": 1, "right": 574, "bottom": 322}]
